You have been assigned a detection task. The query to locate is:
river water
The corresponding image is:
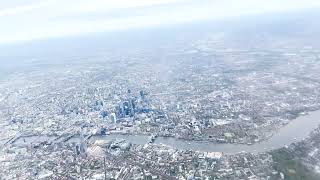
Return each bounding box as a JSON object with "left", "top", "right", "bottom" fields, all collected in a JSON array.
[{"left": 93, "top": 110, "right": 320, "bottom": 154}]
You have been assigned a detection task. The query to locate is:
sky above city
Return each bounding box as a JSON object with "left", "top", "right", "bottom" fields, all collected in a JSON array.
[{"left": 1, "top": 0, "right": 320, "bottom": 45}]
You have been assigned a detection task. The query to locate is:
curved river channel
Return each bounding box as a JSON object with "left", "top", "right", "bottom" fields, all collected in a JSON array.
[{"left": 92, "top": 110, "right": 320, "bottom": 154}]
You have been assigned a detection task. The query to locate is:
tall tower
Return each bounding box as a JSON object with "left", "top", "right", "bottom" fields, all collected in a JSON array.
[
  {"left": 79, "top": 132, "right": 87, "bottom": 157},
  {"left": 110, "top": 113, "right": 117, "bottom": 123}
]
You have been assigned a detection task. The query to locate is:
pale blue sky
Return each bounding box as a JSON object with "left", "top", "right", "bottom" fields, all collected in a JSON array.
[{"left": 1, "top": 0, "right": 320, "bottom": 45}]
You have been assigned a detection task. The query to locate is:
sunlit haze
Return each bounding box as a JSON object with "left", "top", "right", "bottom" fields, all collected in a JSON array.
[{"left": 1, "top": 0, "right": 320, "bottom": 44}]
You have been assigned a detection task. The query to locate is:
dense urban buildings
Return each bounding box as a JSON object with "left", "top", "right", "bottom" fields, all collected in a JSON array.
[{"left": 1, "top": 9, "right": 320, "bottom": 180}]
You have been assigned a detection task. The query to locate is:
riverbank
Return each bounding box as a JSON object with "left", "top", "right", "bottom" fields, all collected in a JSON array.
[{"left": 92, "top": 110, "right": 320, "bottom": 154}]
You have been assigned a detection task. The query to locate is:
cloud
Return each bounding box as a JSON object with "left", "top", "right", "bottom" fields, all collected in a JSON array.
[{"left": 0, "top": 0, "right": 53, "bottom": 17}]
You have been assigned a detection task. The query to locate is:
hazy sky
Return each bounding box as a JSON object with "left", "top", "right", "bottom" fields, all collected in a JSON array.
[{"left": 1, "top": 0, "right": 320, "bottom": 45}]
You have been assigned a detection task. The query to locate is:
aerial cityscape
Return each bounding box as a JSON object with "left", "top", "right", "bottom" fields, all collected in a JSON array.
[{"left": 1, "top": 1, "right": 320, "bottom": 180}]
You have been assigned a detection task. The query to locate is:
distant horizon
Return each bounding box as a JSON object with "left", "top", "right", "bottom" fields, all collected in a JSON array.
[
  {"left": 0, "top": 7, "right": 319, "bottom": 53},
  {"left": 1, "top": 0, "right": 320, "bottom": 45}
]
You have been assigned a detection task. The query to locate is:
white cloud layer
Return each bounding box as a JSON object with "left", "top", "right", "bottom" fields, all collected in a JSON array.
[{"left": 0, "top": 0, "right": 320, "bottom": 44}]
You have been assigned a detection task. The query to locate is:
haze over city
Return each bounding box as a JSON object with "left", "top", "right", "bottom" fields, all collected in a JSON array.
[
  {"left": 1, "top": 1, "right": 320, "bottom": 180},
  {"left": 1, "top": 0, "right": 320, "bottom": 44}
]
